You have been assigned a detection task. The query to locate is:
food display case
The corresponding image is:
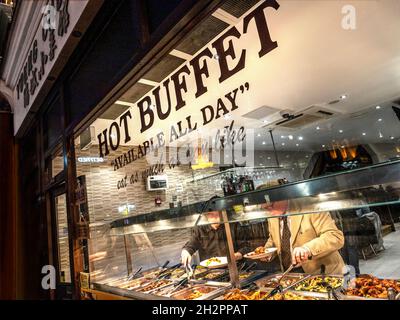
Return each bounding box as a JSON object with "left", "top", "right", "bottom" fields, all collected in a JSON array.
[{"left": 85, "top": 160, "right": 400, "bottom": 300}]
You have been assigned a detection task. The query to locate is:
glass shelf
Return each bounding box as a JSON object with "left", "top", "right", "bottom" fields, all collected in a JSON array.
[{"left": 106, "top": 160, "right": 400, "bottom": 235}]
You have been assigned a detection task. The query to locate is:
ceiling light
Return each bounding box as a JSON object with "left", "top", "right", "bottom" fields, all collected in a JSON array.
[
  {"left": 257, "top": 133, "right": 261, "bottom": 137},
  {"left": 288, "top": 135, "right": 294, "bottom": 140},
  {"left": 281, "top": 143, "right": 285, "bottom": 146},
  {"left": 379, "top": 132, "right": 384, "bottom": 138},
  {"left": 296, "top": 143, "right": 299, "bottom": 147},
  {"left": 390, "top": 136, "right": 395, "bottom": 140},
  {"left": 341, "top": 146, "right": 345, "bottom": 148},
  {"left": 267, "top": 157, "right": 271, "bottom": 160},
  {"left": 339, "top": 130, "right": 343, "bottom": 133},
  {"left": 316, "top": 126, "right": 320, "bottom": 130},
  {"left": 298, "top": 136, "right": 303, "bottom": 141},
  {"left": 378, "top": 118, "right": 383, "bottom": 122},
  {"left": 376, "top": 105, "right": 381, "bottom": 109},
  {"left": 362, "top": 133, "right": 366, "bottom": 136},
  {"left": 340, "top": 94, "right": 347, "bottom": 100},
  {"left": 262, "top": 141, "right": 266, "bottom": 145},
  {"left": 322, "top": 145, "right": 325, "bottom": 148}
]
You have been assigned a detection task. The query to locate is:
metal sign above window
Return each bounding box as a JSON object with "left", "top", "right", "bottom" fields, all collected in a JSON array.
[{"left": 11, "top": 0, "right": 97, "bottom": 135}]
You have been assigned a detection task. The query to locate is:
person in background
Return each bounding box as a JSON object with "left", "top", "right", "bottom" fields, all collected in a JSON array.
[
  {"left": 331, "top": 207, "right": 371, "bottom": 275},
  {"left": 181, "top": 210, "right": 248, "bottom": 266},
  {"left": 261, "top": 199, "right": 345, "bottom": 274}
]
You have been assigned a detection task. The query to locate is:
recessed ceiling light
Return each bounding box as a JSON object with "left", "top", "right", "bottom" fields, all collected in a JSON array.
[
  {"left": 281, "top": 143, "right": 285, "bottom": 146},
  {"left": 376, "top": 105, "right": 381, "bottom": 110},
  {"left": 322, "top": 145, "right": 325, "bottom": 148},
  {"left": 280, "top": 135, "right": 285, "bottom": 139},
  {"left": 267, "top": 157, "right": 271, "bottom": 160},
  {"left": 390, "top": 136, "right": 395, "bottom": 140},
  {"left": 316, "top": 126, "right": 320, "bottom": 130},
  {"left": 257, "top": 133, "right": 261, "bottom": 137},
  {"left": 298, "top": 136, "right": 303, "bottom": 141},
  {"left": 296, "top": 143, "right": 299, "bottom": 147},
  {"left": 288, "top": 135, "right": 294, "bottom": 140},
  {"left": 378, "top": 118, "right": 383, "bottom": 122},
  {"left": 340, "top": 94, "right": 347, "bottom": 100},
  {"left": 262, "top": 141, "right": 266, "bottom": 145},
  {"left": 362, "top": 133, "right": 366, "bottom": 136},
  {"left": 259, "top": 163, "right": 263, "bottom": 166},
  {"left": 339, "top": 130, "right": 343, "bottom": 133}
]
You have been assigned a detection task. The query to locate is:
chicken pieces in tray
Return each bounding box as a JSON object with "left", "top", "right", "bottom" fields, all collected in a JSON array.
[{"left": 346, "top": 275, "right": 400, "bottom": 299}]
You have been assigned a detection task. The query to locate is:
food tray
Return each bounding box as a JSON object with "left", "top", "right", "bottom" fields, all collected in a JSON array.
[
  {"left": 267, "top": 290, "right": 328, "bottom": 300},
  {"left": 293, "top": 275, "right": 344, "bottom": 294},
  {"left": 215, "top": 288, "right": 270, "bottom": 300},
  {"left": 136, "top": 279, "right": 175, "bottom": 293},
  {"left": 195, "top": 269, "right": 228, "bottom": 282},
  {"left": 254, "top": 273, "right": 310, "bottom": 290},
  {"left": 215, "top": 288, "right": 327, "bottom": 300},
  {"left": 171, "top": 284, "right": 229, "bottom": 300},
  {"left": 239, "top": 270, "right": 268, "bottom": 288},
  {"left": 340, "top": 275, "right": 400, "bottom": 300}
]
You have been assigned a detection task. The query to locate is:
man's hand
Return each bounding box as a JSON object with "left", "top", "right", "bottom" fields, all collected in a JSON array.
[
  {"left": 234, "top": 252, "right": 243, "bottom": 261},
  {"left": 292, "top": 247, "right": 312, "bottom": 265},
  {"left": 181, "top": 249, "right": 192, "bottom": 267}
]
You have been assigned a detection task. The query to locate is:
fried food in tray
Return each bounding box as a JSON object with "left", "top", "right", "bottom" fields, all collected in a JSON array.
[
  {"left": 223, "top": 288, "right": 269, "bottom": 300},
  {"left": 256, "top": 274, "right": 306, "bottom": 289},
  {"left": 345, "top": 275, "right": 400, "bottom": 299},
  {"left": 172, "top": 285, "right": 218, "bottom": 300},
  {"left": 136, "top": 279, "right": 173, "bottom": 292},
  {"left": 223, "top": 288, "right": 322, "bottom": 300},
  {"left": 295, "top": 276, "right": 343, "bottom": 293},
  {"left": 269, "top": 292, "right": 320, "bottom": 300}
]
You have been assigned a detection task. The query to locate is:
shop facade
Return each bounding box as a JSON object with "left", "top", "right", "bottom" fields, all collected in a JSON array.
[{"left": 2, "top": 0, "right": 400, "bottom": 300}]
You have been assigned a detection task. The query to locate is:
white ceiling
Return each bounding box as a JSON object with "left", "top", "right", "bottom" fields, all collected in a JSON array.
[{"left": 90, "top": 0, "right": 400, "bottom": 154}]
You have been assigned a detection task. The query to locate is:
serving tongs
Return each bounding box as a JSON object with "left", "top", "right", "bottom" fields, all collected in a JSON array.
[
  {"left": 165, "top": 264, "right": 196, "bottom": 296},
  {"left": 127, "top": 266, "right": 143, "bottom": 281},
  {"left": 319, "top": 264, "right": 340, "bottom": 300},
  {"left": 157, "top": 262, "right": 182, "bottom": 280},
  {"left": 263, "top": 263, "right": 297, "bottom": 299},
  {"left": 243, "top": 262, "right": 258, "bottom": 273}
]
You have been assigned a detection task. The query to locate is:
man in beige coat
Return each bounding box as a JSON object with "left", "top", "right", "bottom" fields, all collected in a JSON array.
[{"left": 263, "top": 200, "right": 345, "bottom": 275}]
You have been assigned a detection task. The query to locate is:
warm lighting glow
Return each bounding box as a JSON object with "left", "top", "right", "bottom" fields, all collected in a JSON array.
[{"left": 192, "top": 140, "right": 214, "bottom": 170}]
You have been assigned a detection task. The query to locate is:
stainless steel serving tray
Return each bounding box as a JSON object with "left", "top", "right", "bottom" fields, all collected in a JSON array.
[
  {"left": 254, "top": 273, "right": 311, "bottom": 291},
  {"left": 171, "top": 283, "right": 231, "bottom": 300}
]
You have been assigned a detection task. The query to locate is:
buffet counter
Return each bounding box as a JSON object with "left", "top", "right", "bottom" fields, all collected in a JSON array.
[{"left": 86, "top": 266, "right": 400, "bottom": 300}]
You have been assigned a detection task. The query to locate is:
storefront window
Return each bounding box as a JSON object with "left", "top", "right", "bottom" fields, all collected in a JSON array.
[{"left": 75, "top": 0, "right": 400, "bottom": 299}]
